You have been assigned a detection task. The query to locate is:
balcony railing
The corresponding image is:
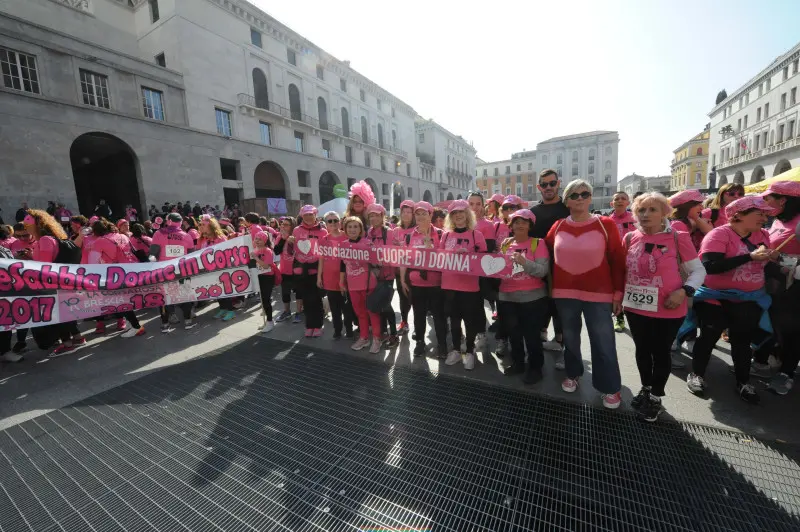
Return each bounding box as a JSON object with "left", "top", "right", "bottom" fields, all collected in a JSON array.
[
  {"left": 238, "top": 93, "right": 407, "bottom": 158},
  {"left": 717, "top": 136, "right": 800, "bottom": 169}
]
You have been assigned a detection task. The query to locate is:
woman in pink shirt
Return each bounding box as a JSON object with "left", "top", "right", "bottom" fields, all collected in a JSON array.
[
  {"left": 761, "top": 181, "right": 800, "bottom": 395},
  {"left": 609, "top": 191, "right": 637, "bottom": 333},
  {"left": 273, "top": 217, "right": 301, "bottom": 323},
  {"left": 470, "top": 192, "right": 506, "bottom": 333},
  {"left": 366, "top": 203, "right": 398, "bottom": 351},
  {"left": 440, "top": 199, "right": 487, "bottom": 370},
  {"left": 23, "top": 210, "right": 86, "bottom": 357},
  {"left": 0, "top": 224, "right": 16, "bottom": 251},
  {"left": 197, "top": 216, "right": 237, "bottom": 322},
  {"left": 668, "top": 190, "right": 714, "bottom": 251},
  {"left": 116, "top": 219, "right": 131, "bottom": 237},
  {"left": 702, "top": 183, "right": 745, "bottom": 229},
  {"left": 317, "top": 211, "right": 353, "bottom": 339},
  {"left": 496, "top": 209, "right": 550, "bottom": 385},
  {"left": 149, "top": 213, "right": 197, "bottom": 332},
  {"left": 486, "top": 193, "right": 505, "bottom": 222},
  {"left": 129, "top": 223, "right": 153, "bottom": 263},
  {"left": 399, "top": 201, "right": 447, "bottom": 358},
  {"left": 623, "top": 193, "right": 706, "bottom": 421},
  {"left": 339, "top": 216, "right": 380, "bottom": 351},
  {"left": 393, "top": 200, "right": 416, "bottom": 334},
  {"left": 688, "top": 196, "right": 781, "bottom": 404},
  {"left": 252, "top": 231, "right": 277, "bottom": 334},
  {"left": 292, "top": 205, "right": 328, "bottom": 337}
]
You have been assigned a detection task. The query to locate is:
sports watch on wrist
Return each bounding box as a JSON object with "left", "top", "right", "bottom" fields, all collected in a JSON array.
[{"left": 681, "top": 285, "right": 696, "bottom": 297}]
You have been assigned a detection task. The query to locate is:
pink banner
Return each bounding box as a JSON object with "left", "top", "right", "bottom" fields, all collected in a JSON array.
[{"left": 317, "top": 244, "right": 517, "bottom": 278}]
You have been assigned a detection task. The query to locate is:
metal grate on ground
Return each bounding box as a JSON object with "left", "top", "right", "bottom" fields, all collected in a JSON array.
[{"left": 1, "top": 338, "right": 799, "bottom": 532}]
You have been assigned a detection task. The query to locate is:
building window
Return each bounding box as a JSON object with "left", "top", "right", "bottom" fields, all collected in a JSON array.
[
  {"left": 407, "top": 164, "right": 411, "bottom": 177},
  {"left": 757, "top": 107, "right": 762, "bottom": 122},
  {"left": 250, "top": 28, "right": 262, "bottom": 48},
  {"left": 696, "top": 147, "right": 703, "bottom": 156},
  {"left": 155, "top": 53, "right": 166, "bottom": 67},
  {"left": 767, "top": 78, "right": 771, "bottom": 91},
  {"left": 516, "top": 164, "right": 521, "bottom": 171},
  {"left": 557, "top": 166, "right": 562, "bottom": 176},
  {"left": 365, "top": 151, "right": 371, "bottom": 167},
  {"left": 516, "top": 183, "right": 522, "bottom": 195},
  {"left": 215, "top": 108, "right": 232, "bottom": 136},
  {"left": 528, "top": 162, "right": 533, "bottom": 170},
  {"left": 571, "top": 164, "right": 579, "bottom": 177},
  {"left": 765, "top": 102, "right": 769, "bottom": 118},
  {"left": 794, "top": 59, "right": 799, "bottom": 74},
  {"left": 361, "top": 116, "right": 368, "bottom": 144},
  {"left": 604, "top": 160, "right": 611, "bottom": 170},
  {"left": 745, "top": 93, "right": 749, "bottom": 105},
  {"left": 1, "top": 48, "right": 40, "bottom": 94},
  {"left": 695, "top": 172, "right": 701, "bottom": 184},
  {"left": 378, "top": 123, "right": 384, "bottom": 148},
  {"left": 542, "top": 155, "right": 548, "bottom": 165},
  {"left": 792, "top": 87, "right": 797, "bottom": 106},
  {"left": 288, "top": 84, "right": 301, "bottom": 120},
  {"left": 482, "top": 169, "right": 487, "bottom": 177},
  {"left": 494, "top": 168, "right": 498, "bottom": 176},
  {"left": 737, "top": 118, "right": 742, "bottom": 131},
  {"left": 588, "top": 163, "right": 594, "bottom": 174},
  {"left": 783, "top": 66, "right": 789, "bottom": 81},
  {"left": 391, "top": 107, "right": 396, "bottom": 118},
  {"left": 380, "top": 156, "right": 386, "bottom": 171},
  {"left": 259, "top": 122, "right": 271, "bottom": 145},
  {"left": 605, "top": 175, "right": 612, "bottom": 183},
  {"left": 781, "top": 93, "right": 787, "bottom": 111},
  {"left": 377, "top": 99, "right": 382, "bottom": 111},
  {"left": 759, "top": 83, "right": 763, "bottom": 97},
  {"left": 418, "top": 133, "right": 424, "bottom": 143},
  {"left": 253, "top": 68, "right": 269, "bottom": 109},
  {"left": 80, "top": 70, "right": 110, "bottom": 109},
  {"left": 149, "top": 0, "right": 159, "bottom": 23},
  {"left": 391, "top": 130, "right": 396, "bottom": 148},
  {"left": 556, "top": 154, "right": 563, "bottom": 164},
  {"left": 360, "top": 88, "right": 365, "bottom": 102},
  {"left": 287, "top": 49, "right": 296, "bottom": 66},
  {"left": 572, "top": 150, "right": 578, "bottom": 162},
  {"left": 778, "top": 124, "right": 785, "bottom": 143},
  {"left": 297, "top": 170, "right": 310, "bottom": 187},
  {"left": 317, "top": 97, "right": 328, "bottom": 130},
  {"left": 322, "top": 139, "right": 331, "bottom": 158},
  {"left": 341, "top": 107, "right": 350, "bottom": 137},
  {"left": 605, "top": 146, "right": 612, "bottom": 156},
  {"left": 345, "top": 146, "right": 353, "bottom": 163},
  {"left": 294, "top": 131, "right": 304, "bottom": 152},
  {"left": 340, "top": 78, "right": 346, "bottom": 92},
  {"left": 528, "top": 184, "right": 533, "bottom": 195},
  {"left": 382, "top": 183, "right": 389, "bottom": 195},
  {"left": 744, "top": 115, "right": 748, "bottom": 129},
  {"left": 788, "top": 120, "right": 795, "bottom": 140},
  {"left": 316, "top": 65, "right": 324, "bottom": 80},
  {"left": 141, "top": 87, "right": 164, "bottom": 120},
  {"left": 505, "top": 166, "right": 510, "bottom": 174}
]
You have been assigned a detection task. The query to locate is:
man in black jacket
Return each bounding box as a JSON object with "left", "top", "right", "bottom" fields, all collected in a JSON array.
[{"left": 15, "top": 201, "right": 28, "bottom": 223}]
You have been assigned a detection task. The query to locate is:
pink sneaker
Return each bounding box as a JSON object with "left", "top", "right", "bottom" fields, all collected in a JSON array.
[
  {"left": 50, "top": 343, "right": 75, "bottom": 358},
  {"left": 561, "top": 377, "right": 579, "bottom": 393},
  {"left": 312, "top": 328, "right": 323, "bottom": 337},
  {"left": 304, "top": 328, "right": 313, "bottom": 337},
  {"left": 602, "top": 392, "right": 622, "bottom": 409},
  {"left": 116, "top": 318, "right": 126, "bottom": 331}
]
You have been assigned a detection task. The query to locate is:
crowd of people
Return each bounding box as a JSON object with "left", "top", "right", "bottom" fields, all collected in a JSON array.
[{"left": 1, "top": 170, "right": 798, "bottom": 423}]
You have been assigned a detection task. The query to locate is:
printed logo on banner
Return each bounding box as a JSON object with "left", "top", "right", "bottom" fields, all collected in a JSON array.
[{"left": 480, "top": 255, "right": 506, "bottom": 276}]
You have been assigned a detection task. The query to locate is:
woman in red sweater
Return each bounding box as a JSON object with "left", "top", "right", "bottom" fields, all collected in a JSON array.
[{"left": 545, "top": 179, "right": 626, "bottom": 409}]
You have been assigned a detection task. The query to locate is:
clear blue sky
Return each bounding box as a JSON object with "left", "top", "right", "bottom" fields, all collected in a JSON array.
[{"left": 253, "top": 0, "right": 800, "bottom": 177}]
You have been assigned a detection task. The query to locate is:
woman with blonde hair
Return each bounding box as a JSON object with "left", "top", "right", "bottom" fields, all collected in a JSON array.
[{"left": 703, "top": 182, "right": 745, "bottom": 228}]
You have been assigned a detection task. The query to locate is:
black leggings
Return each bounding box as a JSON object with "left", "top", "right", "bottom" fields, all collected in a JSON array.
[
  {"left": 626, "top": 312, "right": 683, "bottom": 396},
  {"left": 498, "top": 298, "right": 549, "bottom": 370},
  {"left": 327, "top": 290, "right": 353, "bottom": 335},
  {"left": 444, "top": 290, "right": 483, "bottom": 353},
  {"left": 296, "top": 271, "right": 323, "bottom": 329},
  {"left": 120, "top": 311, "right": 141, "bottom": 329},
  {"left": 281, "top": 274, "right": 298, "bottom": 304},
  {"left": 693, "top": 301, "right": 761, "bottom": 385},
  {"left": 257, "top": 274, "right": 275, "bottom": 320},
  {"left": 160, "top": 304, "right": 193, "bottom": 324},
  {"left": 395, "top": 272, "right": 410, "bottom": 323},
  {"left": 410, "top": 284, "right": 447, "bottom": 350},
  {"left": 219, "top": 298, "right": 234, "bottom": 311},
  {"left": 774, "top": 283, "right": 800, "bottom": 376}
]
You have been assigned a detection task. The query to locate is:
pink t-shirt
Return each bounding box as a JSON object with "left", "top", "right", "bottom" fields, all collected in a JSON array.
[
  {"left": 439, "top": 228, "right": 487, "bottom": 292},
  {"left": 152, "top": 228, "right": 194, "bottom": 261},
  {"left": 367, "top": 225, "right": 396, "bottom": 280},
  {"left": 129, "top": 235, "right": 152, "bottom": 254},
  {"left": 199, "top": 235, "right": 226, "bottom": 248},
  {"left": 33, "top": 235, "right": 58, "bottom": 262},
  {"left": 499, "top": 237, "right": 549, "bottom": 293},
  {"left": 768, "top": 215, "right": 800, "bottom": 255},
  {"left": 0, "top": 237, "right": 17, "bottom": 250},
  {"left": 320, "top": 233, "right": 347, "bottom": 290},
  {"left": 276, "top": 235, "right": 295, "bottom": 275},
  {"left": 340, "top": 238, "right": 372, "bottom": 292},
  {"left": 111, "top": 233, "right": 137, "bottom": 264},
  {"left": 391, "top": 226, "right": 415, "bottom": 247},
  {"left": 624, "top": 230, "right": 698, "bottom": 318},
  {"left": 475, "top": 219, "right": 508, "bottom": 250},
  {"left": 293, "top": 223, "right": 328, "bottom": 264},
  {"left": 610, "top": 211, "right": 636, "bottom": 238},
  {"left": 700, "top": 225, "right": 770, "bottom": 292},
  {"left": 670, "top": 219, "right": 705, "bottom": 251},
  {"left": 702, "top": 207, "right": 728, "bottom": 228},
  {"left": 254, "top": 247, "right": 275, "bottom": 276},
  {"left": 405, "top": 226, "right": 443, "bottom": 287}
]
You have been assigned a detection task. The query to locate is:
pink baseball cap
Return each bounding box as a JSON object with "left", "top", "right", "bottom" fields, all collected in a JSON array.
[
  {"left": 489, "top": 193, "right": 505, "bottom": 205},
  {"left": 299, "top": 205, "right": 317, "bottom": 216},
  {"left": 725, "top": 196, "right": 778, "bottom": 219},
  {"left": 668, "top": 190, "right": 705, "bottom": 207},
  {"left": 116, "top": 219, "right": 128, "bottom": 227},
  {"left": 509, "top": 209, "right": 536, "bottom": 224},
  {"left": 89, "top": 216, "right": 100, "bottom": 224},
  {"left": 253, "top": 231, "right": 269, "bottom": 243},
  {"left": 760, "top": 180, "right": 800, "bottom": 198},
  {"left": 502, "top": 195, "right": 523, "bottom": 206},
  {"left": 448, "top": 199, "right": 470, "bottom": 212},
  {"left": 399, "top": 200, "right": 415, "bottom": 211},
  {"left": 366, "top": 203, "right": 386, "bottom": 215},
  {"left": 414, "top": 201, "right": 434, "bottom": 214}
]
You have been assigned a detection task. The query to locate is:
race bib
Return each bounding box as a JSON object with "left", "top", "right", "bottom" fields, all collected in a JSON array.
[
  {"left": 60, "top": 217, "right": 70, "bottom": 222},
  {"left": 165, "top": 245, "right": 183, "bottom": 258},
  {"left": 622, "top": 284, "right": 659, "bottom": 312}
]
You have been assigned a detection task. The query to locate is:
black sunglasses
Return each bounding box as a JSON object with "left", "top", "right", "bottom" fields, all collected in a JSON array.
[
  {"left": 325, "top": 219, "right": 339, "bottom": 224},
  {"left": 568, "top": 191, "right": 592, "bottom": 200},
  {"left": 502, "top": 204, "right": 521, "bottom": 211},
  {"left": 539, "top": 180, "right": 558, "bottom": 188}
]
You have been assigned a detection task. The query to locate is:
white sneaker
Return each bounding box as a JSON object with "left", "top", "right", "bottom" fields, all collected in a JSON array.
[
  {"left": 543, "top": 339, "right": 562, "bottom": 351},
  {"left": 369, "top": 338, "right": 381, "bottom": 354},
  {"left": 1, "top": 352, "right": 23, "bottom": 363},
  {"left": 351, "top": 338, "right": 370, "bottom": 351},
  {"left": 475, "top": 333, "right": 486, "bottom": 349},
  {"left": 463, "top": 352, "right": 476, "bottom": 370},
  {"left": 554, "top": 353, "right": 565, "bottom": 370},
  {"left": 261, "top": 321, "right": 275, "bottom": 334},
  {"left": 687, "top": 373, "right": 706, "bottom": 394},
  {"left": 445, "top": 350, "right": 462, "bottom": 366},
  {"left": 120, "top": 327, "right": 144, "bottom": 338}
]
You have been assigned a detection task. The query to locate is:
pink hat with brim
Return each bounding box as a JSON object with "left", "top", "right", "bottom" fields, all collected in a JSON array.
[
  {"left": 366, "top": 203, "right": 386, "bottom": 215},
  {"left": 414, "top": 201, "right": 433, "bottom": 214},
  {"left": 489, "top": 194, "right": 505, "bottom": 205},
  {"left": 669, "top": 190, "right": 705, "bottom": 207},
  {"left": 502, "top": 195, "right": 523, "bottom": 206},
  {"left": 760, "top": 180, "right": 800, "bottom": 198},
  {"left": 725, "top": 196, "right": 778, "bottom": 219},
  {"left": 509, "top": 208, "right": 536, "bottom": 224},
  {"left": 399, "top": 200, "right": 415, "bottom": 211},
  {"left": 116, "top": 219, "right": 128, "bottom": 227},
  {"left": 253, "top": 231, "right": 269, "bottom": 243},
  {"left": 448, "top": 199, "right": 470, "bottom": 212},
  {"left": 299, "top": 205, "right": 318, "bottom": 216}
]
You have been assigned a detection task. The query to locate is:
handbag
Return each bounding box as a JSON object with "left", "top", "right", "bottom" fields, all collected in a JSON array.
[{"left": 366, "top": 268, "right": 394, "bottom": 313}]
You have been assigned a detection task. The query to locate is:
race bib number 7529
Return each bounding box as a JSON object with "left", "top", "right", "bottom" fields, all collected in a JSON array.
[{"left": 622, "top": 284, "right": 659, "bottom": 312}]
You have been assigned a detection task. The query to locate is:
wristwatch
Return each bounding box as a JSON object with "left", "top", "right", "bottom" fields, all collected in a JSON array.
[{"left": 681, "top": 285, "right": 696, "bottom": 297}]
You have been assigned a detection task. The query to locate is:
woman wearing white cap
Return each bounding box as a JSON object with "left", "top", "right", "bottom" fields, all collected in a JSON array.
[
  {"left": 292, "top": 205, "right": 328, "bottom": 337},
  {"left": 761, "top": 181, "right": 800, "bottom": 395},
  {"left": 440, "top": 199, "right": 487, "bottom": 369},
  {"left": 684, "top": 196, "right": 781, "bottom": 404},
  {"left": 399, "top": 201, "right": 447, "bottom": 358},
  {"left": 497, "top": 209, "right": 550, "bottom": 384}
]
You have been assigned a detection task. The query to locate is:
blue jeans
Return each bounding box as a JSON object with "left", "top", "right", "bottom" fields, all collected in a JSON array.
[{"left": 555, "top": 299, "right": 621, "bottom": 394}]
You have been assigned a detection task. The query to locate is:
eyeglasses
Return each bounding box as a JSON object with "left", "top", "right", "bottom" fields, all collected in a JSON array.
[
  {"left": 568, "top": 191, "right": 592, "bottom": 200},
  {"left": 502, "top": 204, "right": 521, "bottom": 211},
  {"left": 325, "top": 219, "right": 339, "bottom": 224},
  {"left": 725, "top": 191, "right": 744, "bottom": 197},
  {"left": 539, "top": 180, "right": 558, "bottom": 188}
]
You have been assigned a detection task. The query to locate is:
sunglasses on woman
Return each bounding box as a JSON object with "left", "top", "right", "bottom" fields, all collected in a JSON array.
[
  {"left": 568, "top": 191, "right": 592, "bottom": 200},
  {"left": 325, "top": 219, "right": 339, "bottom": 224},
  {"left": 502, "top": 205, "right": 521, "bottom": 211},
  {"left": 725, "top": 191, "right": 744, "bottom": 197}
]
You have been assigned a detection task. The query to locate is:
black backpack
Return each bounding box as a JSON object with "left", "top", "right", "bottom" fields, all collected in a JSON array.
[{"left": 54, "top": 239, "right": 81, "bottom": 264}]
